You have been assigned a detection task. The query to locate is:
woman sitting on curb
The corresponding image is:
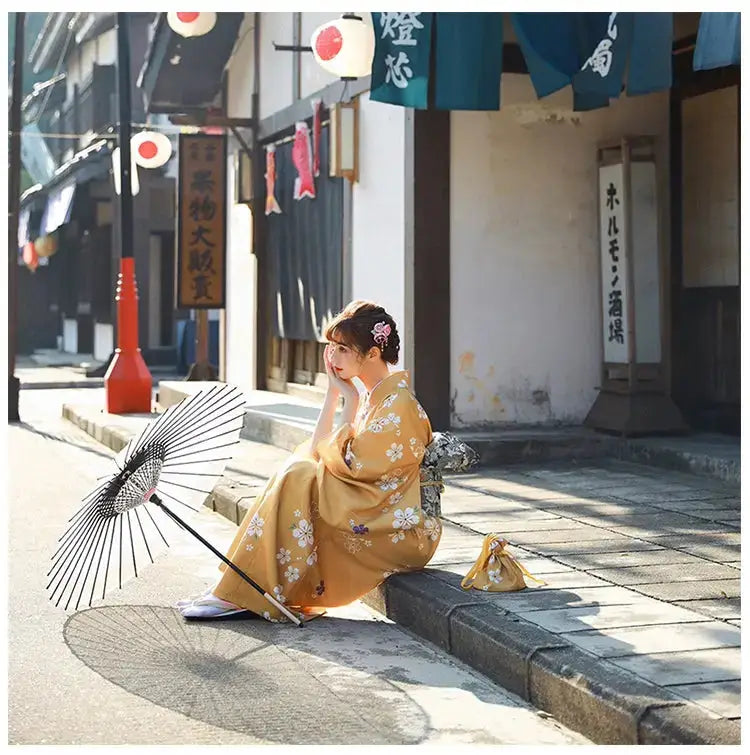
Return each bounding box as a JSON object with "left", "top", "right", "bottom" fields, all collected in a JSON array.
[{"left": 179, "top": 300, "right": 442, "bottom": 621}]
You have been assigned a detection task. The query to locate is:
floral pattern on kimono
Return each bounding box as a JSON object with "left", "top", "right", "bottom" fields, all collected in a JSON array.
[{"left": 211, "top": 371, "right": 442, "bottom": 621}]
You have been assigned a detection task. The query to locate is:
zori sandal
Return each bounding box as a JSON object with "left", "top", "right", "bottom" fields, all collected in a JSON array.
[{"left": 179, "top": 593, "right": 249, "bottom": 620}]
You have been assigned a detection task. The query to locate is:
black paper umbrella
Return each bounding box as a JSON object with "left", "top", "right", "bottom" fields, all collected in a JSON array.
[{"left": 47, "top": 383, "right": 303, "bottom": 626}]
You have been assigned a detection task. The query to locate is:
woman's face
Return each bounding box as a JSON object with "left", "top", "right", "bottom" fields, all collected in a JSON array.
[{"left": 327, "top": 341, "right": 363, "bottom": 380}]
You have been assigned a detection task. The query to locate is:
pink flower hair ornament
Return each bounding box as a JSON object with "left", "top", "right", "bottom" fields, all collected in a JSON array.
[{"left": 371, "top": 321, "right": 391, "bottom": 349}]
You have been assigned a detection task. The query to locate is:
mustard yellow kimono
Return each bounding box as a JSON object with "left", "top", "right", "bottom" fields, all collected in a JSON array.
[{"left": 212, "top": 370, "right": 442, "bottom": 621}]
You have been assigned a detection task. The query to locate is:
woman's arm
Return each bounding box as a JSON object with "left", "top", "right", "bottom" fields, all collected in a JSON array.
[
  {"left": 311, "top": 345, "right": 360, "bottom": 459},
  {"left": 317, "top": 388, "right": 424, "bottom": 484},
  {"left": 340, "top": 390, "right": 358, "bottom": 426},
  {"left": 311, "top": 389, "right": 341, "bottom": 458}
]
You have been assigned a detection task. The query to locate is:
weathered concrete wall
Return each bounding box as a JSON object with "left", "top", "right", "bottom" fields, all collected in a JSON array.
[{"left": 450, "top": 75, "right": 670, "bottom": 427}]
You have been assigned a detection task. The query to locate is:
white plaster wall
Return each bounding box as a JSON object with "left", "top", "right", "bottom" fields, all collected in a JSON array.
[
  {"left": 259, "top": 13, "right": 294, "bottom": 119},
  {"left": 450, "top": 76, "right": 670, "bottom": 427},
  {"left": 224, "top": 13, "right": 257, "bottom": 393},
  {"left": 223, "top": 157, "right": 257, "bottom": 395},
  {"left": 227, "top": 14, "right": 254, "bottom": 119},
  {"left": 351, "top": 93, "right": 407, "bottom": 370}
]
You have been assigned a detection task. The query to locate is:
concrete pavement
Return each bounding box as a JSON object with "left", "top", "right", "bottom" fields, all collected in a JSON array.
[
  {"left": 8, "top": 387, "right": 588, "bottom": 746},
  {"left": 60, "top": 383, "right": 742, "bottom": 745}
]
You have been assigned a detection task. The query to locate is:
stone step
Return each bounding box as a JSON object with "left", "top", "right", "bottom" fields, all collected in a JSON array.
[
  {"left": 284, "top": 382, "right": 328, "bottom": 405},
  {"left": 157, "top": 380, "right": 336, "bottom": 453},
  {"left": 457, "top": 428, "right": 617, "bottom": 466},
  {"left": 157, "top": 382, "right": 617, "bottom": 463},
  {"left": 156, "top": 382, "right": 739, "bottom": 483},
  {"left": 615, "top": 435, "right": 740, "bottom": 485}
]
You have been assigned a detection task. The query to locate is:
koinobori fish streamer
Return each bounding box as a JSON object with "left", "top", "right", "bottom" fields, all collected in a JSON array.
[
  {"left": 265, "top": 144, "right": 282, "bottom": 216},
  {"left": 292, "top": 121, "right": 316, "bottom": 201}
]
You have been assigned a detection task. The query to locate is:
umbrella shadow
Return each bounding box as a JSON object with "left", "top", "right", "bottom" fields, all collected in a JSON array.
[
  {"left": 63, "top": 604, "right": 439, "bottom": 745},
  {"left": 14, "top": 421, "right": 115, "bottom": 462}
]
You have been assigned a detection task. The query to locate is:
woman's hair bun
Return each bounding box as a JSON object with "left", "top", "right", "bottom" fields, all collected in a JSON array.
[{"left": 324, "top": 300, "right": 400, "bottom": 365}]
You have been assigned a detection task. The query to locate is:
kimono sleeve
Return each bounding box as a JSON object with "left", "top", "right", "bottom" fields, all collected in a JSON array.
[{"left": 316, "top": 390, "right": 428, "bottom": 485}]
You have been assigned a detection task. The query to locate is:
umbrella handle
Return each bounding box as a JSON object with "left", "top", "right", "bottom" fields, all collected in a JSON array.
[{"left": 150, "top": 495, "right": 304, "bottom": 627}]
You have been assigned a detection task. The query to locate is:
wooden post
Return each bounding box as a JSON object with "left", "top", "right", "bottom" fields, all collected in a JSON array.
[{"left": 186, "top": 309, "right": 217, "bottom": 381}]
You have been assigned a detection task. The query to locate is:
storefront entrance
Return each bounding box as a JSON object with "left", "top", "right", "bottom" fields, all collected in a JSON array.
[
  {"left": 263, "top": 125, "right": 343, "bottom": 394},
  {"left": 670, "top": 55, "right": 739, "bottom": 434}
]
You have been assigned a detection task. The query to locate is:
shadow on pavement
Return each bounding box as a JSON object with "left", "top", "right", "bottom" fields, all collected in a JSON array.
[
  {"left": 15, "top": 421, "right": 115, "bottom": 462},
  {"left": 64, "top": 605, "right": 434, "bottom": 745}
]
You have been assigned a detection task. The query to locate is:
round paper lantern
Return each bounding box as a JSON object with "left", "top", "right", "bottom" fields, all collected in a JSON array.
[
  {"left": 311, "top": 14, "right": 375, "bottom": 79},
  {"left": 166, "top": 12, "right": 216, "bottom": 38},
  {"left": 34, "top": 234, "right": 58, "bottom": 258},
  {"left": 131, "top": 131, "right": 172, "bottom": 169}
]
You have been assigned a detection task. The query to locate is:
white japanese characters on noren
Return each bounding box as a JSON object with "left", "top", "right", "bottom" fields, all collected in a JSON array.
[
  {"left": 380, "top": 12, "right": 424, "bottom": 90},
  {"left": 581, "top": 12, "right": 619, "bottom": 78}
]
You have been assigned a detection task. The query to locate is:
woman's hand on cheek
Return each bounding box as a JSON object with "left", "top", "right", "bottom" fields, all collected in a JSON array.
[{"left": 325, "top": 345, "right": 358, "bottom": 399}]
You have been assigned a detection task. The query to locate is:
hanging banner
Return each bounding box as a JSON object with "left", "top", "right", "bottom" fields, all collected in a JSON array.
[
  {"left": 265, "top": 144, "right": 282, "bottom": 215},
  {"left": 370, "top": 12, "right": 432, "bottom": 108},
  {"left": 598, "top": 162, "right": 629, "bottom": 364},
  {"left": 693, "top": 12, "right": 741, "bottom": 71},
  {"left": 292, "top": 121, "right": 316, "bottom": 200},
  {"left": 511, "top": 12, "right": 670, "bottom": 111},
  {"left": 573, "top": 12, "right": 633, "bottom": 100},
  {"left": 433, "top": 13, "right": 503, "bottom": 111},
  {"left": 177, "top": 133, "right": 227, "bottom": 309},
  {"left": 626, "top": 13, "right": 672, "bottom": 95},
  {"left": 40, "top": 180, "right": 76, "bottom": 235}
]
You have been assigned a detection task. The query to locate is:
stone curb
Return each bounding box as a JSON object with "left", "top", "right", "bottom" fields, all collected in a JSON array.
[
  {"left": 615, "top": 440, "right": 740, "bottom": 485},
  {"left": 358, "top": 573, "right": 740, "bottom": 746},
  {"left": 237, "top": 411, "right": 740, "bottom": 486},
  {"left": 22, "top": 380, "right": 105, "bottom": 390},
  {"left": 61, "top": 404, "right": 740, "bottom": 746},
  {"left": 157, "top": 383, "right": 739, "bottom": 485}
]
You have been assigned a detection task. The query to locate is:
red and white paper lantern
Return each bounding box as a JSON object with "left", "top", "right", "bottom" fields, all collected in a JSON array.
[
  {"left": 131, "top": 131, "right": 172, "bottom": 169},
  {"left": 166, "top": 12, "right": 217, "bottom": 38},
  {"left": 311, "top": 14, "right": 375, "bottom": 79}
]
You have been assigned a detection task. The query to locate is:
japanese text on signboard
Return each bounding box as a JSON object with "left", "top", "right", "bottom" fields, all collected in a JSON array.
[
  {"left": 598, "top": 163, "right": 628, "bottom": 362},
  {"left": 177, "top": 134, "right": 226, "bottom": 309},
  {"left": 606, "top": 181, "right": 623, "bottom": 345}
]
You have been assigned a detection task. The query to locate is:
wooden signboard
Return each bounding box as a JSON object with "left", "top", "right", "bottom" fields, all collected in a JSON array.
[{"left": 176, "top": 133, "right": 227, "bottom": 309}]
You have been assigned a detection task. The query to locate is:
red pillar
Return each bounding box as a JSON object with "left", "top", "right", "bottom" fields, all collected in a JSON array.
[{"left": 104, "top": 257, "right": 152, "bottom": 413}]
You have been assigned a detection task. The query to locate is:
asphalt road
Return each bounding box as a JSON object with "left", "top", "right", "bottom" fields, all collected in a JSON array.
[{"left": 7, "top": 387, "right": 589, "bottom": 746}]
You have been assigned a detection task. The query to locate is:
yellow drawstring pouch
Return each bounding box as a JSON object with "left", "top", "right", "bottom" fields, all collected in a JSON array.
[{"left": 461, "top": 534, "right": 546, "bottom": 592}]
